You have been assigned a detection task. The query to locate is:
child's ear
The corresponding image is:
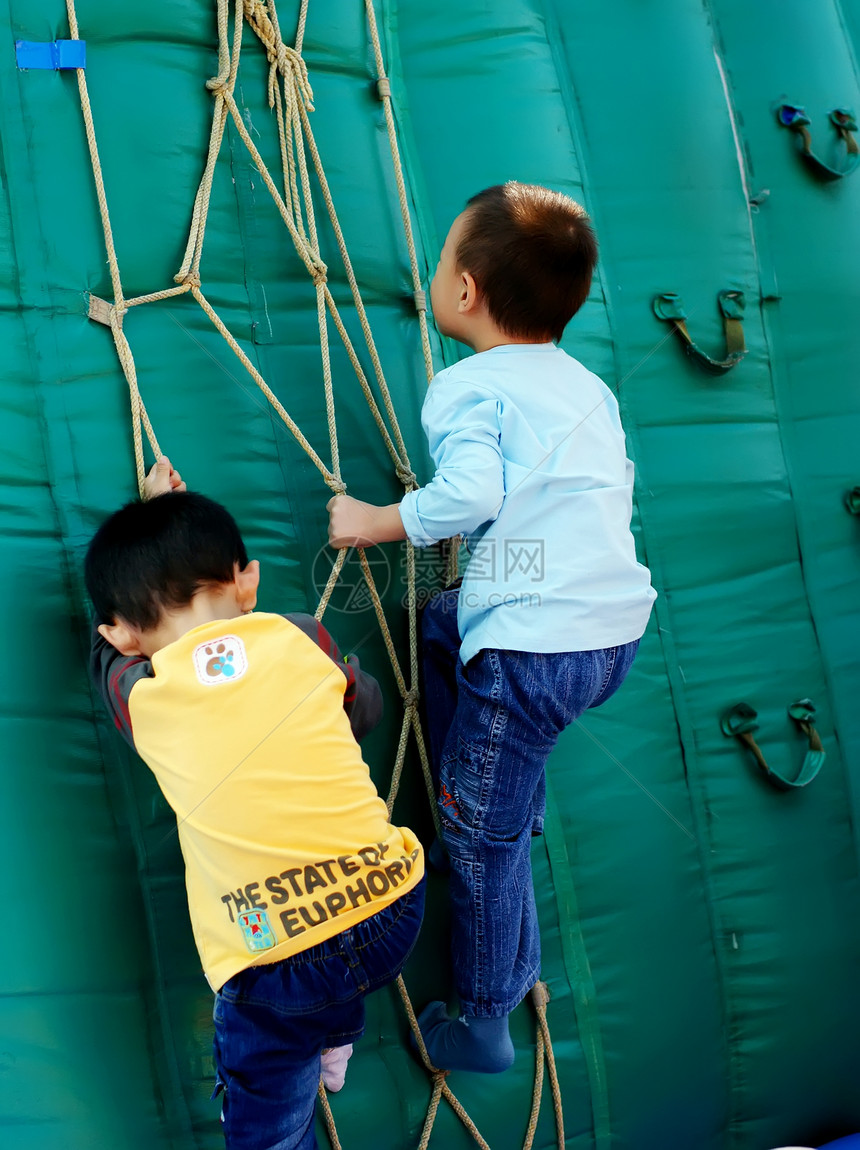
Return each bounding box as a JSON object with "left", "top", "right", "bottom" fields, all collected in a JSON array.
[
  {"left": 97, "top": 620, "right": 144, "bottom": 657},
  {"left": 235, "top": 560, "right": 260, "bottom": 612},
  {"left": 458, "top": 270, "right": 479, "bottom": 314}
]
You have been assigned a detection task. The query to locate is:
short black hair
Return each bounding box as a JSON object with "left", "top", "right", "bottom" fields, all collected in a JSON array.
[
  {"left": 457, "top": 182, "right": 598, "bottom": 342},
  {"left": 85, "top": 492, "right": 249, "bottom": 630}
]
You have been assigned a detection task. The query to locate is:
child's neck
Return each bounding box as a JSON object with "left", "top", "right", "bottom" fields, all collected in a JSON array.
[
  {"left": 140, "top": 588, "right": 246, "bottom": 658},
  {"left": 461, "top": 316, "right": 551, "bottom": 354}
]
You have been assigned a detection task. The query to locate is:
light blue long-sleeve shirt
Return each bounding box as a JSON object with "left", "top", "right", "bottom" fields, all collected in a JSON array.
[{"left": 399, "top": 343, "right": 656, "bottom": 663}]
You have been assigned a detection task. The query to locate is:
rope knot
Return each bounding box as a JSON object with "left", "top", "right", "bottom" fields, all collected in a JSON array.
[
  {"left": 430, "top": 1068, "right": 448, "bottom": 1085},
  {"left": 531, "top": 980, "right": 551, "bottom": 1009},
  {"left": 395, "top": 463, "right": 417, "bottom": 487},
  {"left": 402, "top": 688, "right": 419, "bottom": 708},
  {"left": 179, "top": 273, "right": 201, "bottom": 288},
  {"left": 206, "top": 76, "right": 229, "bottom": 98},
  {"left": 311, "top": 261, "right": 328, "bottom": 286},
  {"left": 328, "top": 478, "right": 347, "bottom": 496},
  {"left": 277, "top": 44, "right": 316, "bottom": 111}
]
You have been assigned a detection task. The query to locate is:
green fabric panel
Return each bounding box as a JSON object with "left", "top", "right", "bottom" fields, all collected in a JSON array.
[
  {"left": 1, "top": 1, "right": 859, "bottom": 1149},
  {"left": 708, "top": 0, "right": 860, "bottom": 847},
  {"left": 544, "top": 3, "right": 860, "bottom": 1149},
  {"left": 396, "top": 3, "right": 738, "bottom": 1147}
]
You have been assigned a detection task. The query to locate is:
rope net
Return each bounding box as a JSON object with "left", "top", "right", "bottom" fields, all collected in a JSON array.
[{"left": 65, "top": 0, "right": 565, "bottom": 1145}]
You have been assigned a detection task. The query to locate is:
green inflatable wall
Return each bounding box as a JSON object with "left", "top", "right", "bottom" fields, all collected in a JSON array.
[{"left": 2, "top": 2, "right": 859, "bottom": 1148}]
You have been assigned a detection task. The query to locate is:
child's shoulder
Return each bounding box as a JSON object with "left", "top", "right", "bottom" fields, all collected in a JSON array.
[{"left": 426, "top": 347, "right": 616, "bottom": 423}]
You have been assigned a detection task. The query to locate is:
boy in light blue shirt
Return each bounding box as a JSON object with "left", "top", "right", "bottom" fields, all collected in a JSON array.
[{"left": 327, "top": 182, "right": 656, "bottom": 1072}]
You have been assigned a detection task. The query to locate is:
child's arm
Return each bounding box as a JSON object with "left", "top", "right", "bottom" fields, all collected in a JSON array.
[
  {"left": 89, "top": 621, "right": 153, "bottom": 747},
  {"left": 327, "top": 377, "right": 504, "bottom": 550},
  {"left": 285, "top": 613, "right": 383, "bottom": 741},
  {"left": 327, "top": 496, "right": 406, "bottom": 549}
]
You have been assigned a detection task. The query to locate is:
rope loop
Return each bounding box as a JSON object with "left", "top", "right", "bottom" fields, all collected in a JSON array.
[{"left": 205, "top": 76, "right": 229, "bottom": 98}]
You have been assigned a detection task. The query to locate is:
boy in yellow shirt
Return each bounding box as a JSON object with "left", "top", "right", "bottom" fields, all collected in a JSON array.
[{"left": 86, "top": 458, "right": 425, "bottom": 1150}]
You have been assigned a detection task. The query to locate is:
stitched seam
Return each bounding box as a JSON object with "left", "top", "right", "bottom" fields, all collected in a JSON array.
[{"left": 596, "top": 646, "right": 617, "bottom": 698}]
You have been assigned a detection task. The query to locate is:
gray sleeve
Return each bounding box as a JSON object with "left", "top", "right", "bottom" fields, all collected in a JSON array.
[
  {"left": 283, "top": 613, "right": 383, "bottom": 742},
  {"left": 89, "top": 619, "right": 154, "bottom": 748}
]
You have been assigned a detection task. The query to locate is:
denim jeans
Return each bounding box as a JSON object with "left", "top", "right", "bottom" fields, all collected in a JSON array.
[
  {"left": 420, "top": 587, "right": 639, "bottom": 1017},
  {"left": 211, "top": 880, "right": 424, "bottom": 1150}
]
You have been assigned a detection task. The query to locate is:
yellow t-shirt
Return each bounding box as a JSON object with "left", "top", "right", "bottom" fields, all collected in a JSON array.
[{"left": 111, "top": 612, "right": 423, "bottom": 990}]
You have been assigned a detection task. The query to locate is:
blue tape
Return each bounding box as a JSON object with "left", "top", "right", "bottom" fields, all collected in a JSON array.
[{"left": 15, "top": 40, "right": 86, "bottom": 70}]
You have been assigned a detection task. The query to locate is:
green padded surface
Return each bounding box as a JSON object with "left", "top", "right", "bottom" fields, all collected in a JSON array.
[{"left": 0, "top": 2, "right": 858, "bottom": 1148}]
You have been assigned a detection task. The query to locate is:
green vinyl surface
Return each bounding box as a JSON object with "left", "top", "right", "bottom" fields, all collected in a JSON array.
[{"left": 1, "top": 2, "right": 859, "bottom": 1149}]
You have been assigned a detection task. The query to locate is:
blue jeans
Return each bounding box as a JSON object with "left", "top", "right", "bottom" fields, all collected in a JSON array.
[
  {"left": 420, "top": 587, "right": 639, "bottom": 1017},
  {"left": 211, "top": 880, "right": 424, "bottom": 1150}
]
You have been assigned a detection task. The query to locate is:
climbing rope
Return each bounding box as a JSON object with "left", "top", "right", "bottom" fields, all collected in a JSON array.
[{"left": 65, "top": 0, "right": 564, "bottom": 1145}]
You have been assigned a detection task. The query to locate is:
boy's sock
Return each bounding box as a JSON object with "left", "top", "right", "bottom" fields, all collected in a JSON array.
[
  {"left": 415, "top": 1001, "right": 514, "bottom": 1073},
  {"left": 320, "top": 1044, "right": 353, "bottom": 1092}
]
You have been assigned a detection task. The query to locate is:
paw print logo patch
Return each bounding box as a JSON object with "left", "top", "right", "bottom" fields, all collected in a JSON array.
[{"left": 192, "top": 635, "right": 248, "bottom": 686}]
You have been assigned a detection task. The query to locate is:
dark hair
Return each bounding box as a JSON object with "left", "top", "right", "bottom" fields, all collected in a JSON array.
[
  {"left": 85, "top": 492, "right": 249, "bottom": 630},
  {"left": 457, "top": 182, "right": 598, "bottom": 342}
]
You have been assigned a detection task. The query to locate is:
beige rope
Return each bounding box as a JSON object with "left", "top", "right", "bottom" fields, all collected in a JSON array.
[
  {"left": 362, "top": 0, "right": 459, "bottom": 590},
  {"left": 532, "top": 982, "right": 566, "bottom": 1149},
  {"left": 317, "top": 1082, "right": 343, "bottom": 1150},
  {"left": 244, "top": 1, "right": 419, "bottom": 497},
  {"left": 363, "top": 0, "right": 434, "bottom": 385},
  {"left": 190, "top": 285, "right": 344, "bottom": 491},
  {"left": 396, "top": 976, "right": 493, "bottom": 1150},
  {"left": 64, "top": 0, "right": 122, "bottom": 306},
  {"left": 177, "top": 0, "right": 245, "bottom": 283},
  {"left": 67, "top": 0, "right": 563, "bottom": 1144},
  {"left": 65, "top": 0, "right": 163, "bottom": 495},
  {"left": 293, "top": 0, "right": 310, "bottom": 55},
  {"left": 125, "top": 283, "right": 195, "bottom": 309},
  {"left": 313, "top": 547, "right": 348, "bottom": 623}
]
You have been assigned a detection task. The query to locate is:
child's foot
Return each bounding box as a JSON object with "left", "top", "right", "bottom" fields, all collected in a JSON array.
[
  {"left": 320, "top": 1044, "right": 353, "bottom": 1092},
  {"left": 415, "top": 1001, "right": 514, "bottom": 1073}
]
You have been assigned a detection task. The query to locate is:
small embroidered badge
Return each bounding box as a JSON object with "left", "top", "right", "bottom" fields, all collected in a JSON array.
[
  {"left": 237, "top": 909, "right": 277, "bottom": 953},
  {"left": 440, "top": 781, "right": 461, "bottom": 820},
  {"left": 192, "top": 635, "right": 248, "bottom": 685}
]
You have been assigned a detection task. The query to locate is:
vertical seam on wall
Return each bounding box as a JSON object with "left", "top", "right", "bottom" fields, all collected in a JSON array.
[
  {"left": 706, "top": 0, "right": 860, "bottom": 886},
  {"left": 697, "top": 10, "right": 784, "bottom": 1145},
  {"left": 829, "top": 0, "right": 860, "bottom": 887},
  {"left": 540, "top": 2, "right": 739, "bottom": 1146},
  {"left": 377, "top": 0, "right": 454, "bottom": 370},
  {"left": 542, "top": 777, "right": 610, "bottom": 1150},
  {"left": 832, "top": 0, "right": 860, "bottom": 85},
  {"left": 223, "top": 103, "right": 313, "bottom": 610}
]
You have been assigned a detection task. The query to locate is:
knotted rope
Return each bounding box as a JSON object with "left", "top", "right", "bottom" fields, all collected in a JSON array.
[{"left": 66, "top": 0, "right": 564, "bottom": 1144}]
